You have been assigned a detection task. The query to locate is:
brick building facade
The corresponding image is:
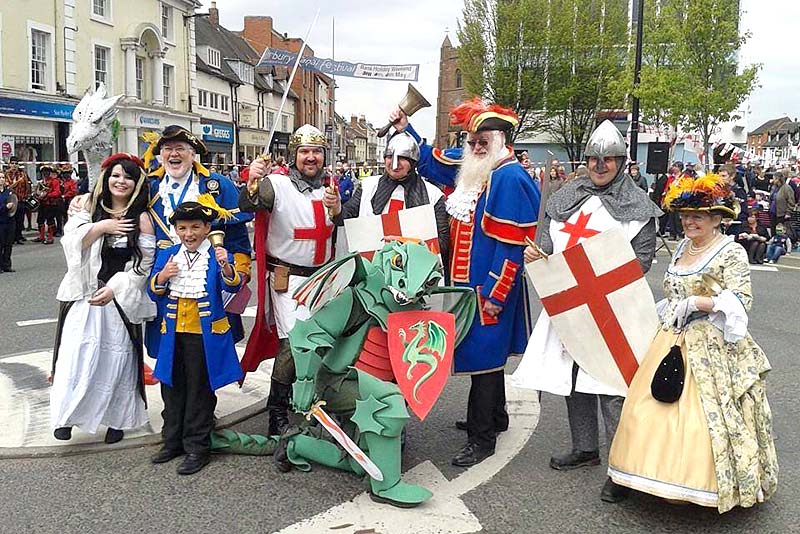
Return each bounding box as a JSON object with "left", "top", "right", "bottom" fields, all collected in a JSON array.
[
  {"left": 237, "top": 16, "right": 334, "bottom": 133},
  {"left": 435, "top": 35, "right": 466, "bottom": 148}
]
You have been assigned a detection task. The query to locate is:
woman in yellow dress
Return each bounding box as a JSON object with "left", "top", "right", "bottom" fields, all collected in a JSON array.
[{"left": 608, "top": 174, "right": 778, "bottom": 513}]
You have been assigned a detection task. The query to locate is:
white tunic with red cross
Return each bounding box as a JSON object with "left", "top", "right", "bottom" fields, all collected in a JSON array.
[
  {"left": 334, "top": 174, "right": 444, "bottom": 259},
  {"left": 512, "top": 195, "right": 649, "bottom": 397},
  {"left": 266, "top": 173, "right": 334, "bottom": 337}
]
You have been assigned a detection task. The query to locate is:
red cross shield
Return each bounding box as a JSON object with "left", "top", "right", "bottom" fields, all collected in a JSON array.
[
  {"left": 387, "top": 311, "right": 455, "bottom": 421},
  {"left": 525, "top": 228, "right": 659, "bottom": 392}
]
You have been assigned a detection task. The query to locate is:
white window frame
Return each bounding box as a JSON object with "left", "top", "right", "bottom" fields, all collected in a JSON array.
[
  {"left": 92, "top": 41, "right": 113, "bottom": 90},
  {"left": 210, "top": 93, "right": 219, "bottom": 109},
  {"left": 161, "top": 3, "right": 174, "bottom": 44},
  {"left": 198, "top": 89, "right": 208, "bottom": 108},
  {"left": 220, "top": 94, "right": 229, "bottom": 112},
  {"left": 27, "top": 21, "right": 55, "bottom": 93},
  {"left": 90, "top": 0, "right": 113, "bottom": 26},
  {"left": 207, "top": 47, "right": 221, "bottom": 69},
  {"left": 265, "top": 110, "right": 274, "bottom": 130},
  {"left": 135, "top": 56, "right": 144, "bottom": 100},
  {"left": 162, "top": 61, "right": 174, "bottom": 108},
  {"left": 282, "top": 114, "right": 289, "bottom": 132}
]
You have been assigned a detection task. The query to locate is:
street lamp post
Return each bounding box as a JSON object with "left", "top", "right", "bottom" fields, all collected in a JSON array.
[{"left": 630, "top": 0, "right": 645, "bottom": 163}]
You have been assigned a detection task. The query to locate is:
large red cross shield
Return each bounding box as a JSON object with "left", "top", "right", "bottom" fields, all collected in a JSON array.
[
  {"left": 525, "top": 228, "right": 659, "bottom": 392},
  {"left": 387, "top": 311, "right": 455, "bottom": 421}
]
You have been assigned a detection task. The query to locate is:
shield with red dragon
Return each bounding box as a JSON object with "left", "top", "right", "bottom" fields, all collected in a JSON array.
[{"left": 387, "top": 311, "right": 455, "bottom": 421}]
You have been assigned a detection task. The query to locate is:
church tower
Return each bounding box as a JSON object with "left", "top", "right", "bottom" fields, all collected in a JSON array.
[{"left": 435, "top": 34, "right": 466, "bottom": 148}]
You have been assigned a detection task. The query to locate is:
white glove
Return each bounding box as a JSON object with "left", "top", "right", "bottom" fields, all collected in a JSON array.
[{"left": 672, "top": 296, "right": 699, "bottom": 329}]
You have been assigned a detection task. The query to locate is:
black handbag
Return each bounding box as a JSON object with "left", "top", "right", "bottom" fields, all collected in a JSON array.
[{"left": 651, "top": 333, "right": 685, "bottom": 403}]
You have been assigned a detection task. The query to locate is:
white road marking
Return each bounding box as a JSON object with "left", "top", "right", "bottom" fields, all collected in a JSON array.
[
  {"left": 278, "top": 377, "right": 540, "bottom": 534},
  {"left": 0, "top": 348, "right": 273, "bottom": 449},
  {"left": 16, "top": 319, "right": 58, "bottom": 327},
  {"left": 750, "top": 265, "right": 779, "bottom": 272}
]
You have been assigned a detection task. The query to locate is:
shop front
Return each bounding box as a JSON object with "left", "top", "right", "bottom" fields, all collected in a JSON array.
[
  {"left": 270, "top": 131, "right": 291, "bottom": 160},
  {"left": 0, "top": 94, "right": 76, "bottom": 177},
  {"left": 116, "top": 105, "right": 197, "bottom": 163},
  {"left": 239, "top": 128, "right": 270, "bottom": 164},
  {"left": 200, "top": 121, "right": 234, "bottom": 169}
]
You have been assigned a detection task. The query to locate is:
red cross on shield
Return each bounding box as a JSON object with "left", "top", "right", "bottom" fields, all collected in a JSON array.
[{"left": 525, "top": 228, "right": 659, "bottom": 392}]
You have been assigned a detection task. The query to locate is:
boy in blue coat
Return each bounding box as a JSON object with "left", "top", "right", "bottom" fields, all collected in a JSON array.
[{"left": 148, "top": 201, "right": 243, "bottom": 475}]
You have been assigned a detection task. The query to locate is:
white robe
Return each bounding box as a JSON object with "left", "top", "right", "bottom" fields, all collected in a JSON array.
[
  {"left": 50, "top": 212, "right": 156, "bottom": 433},
  {"left": 511, "top": 196, "right": 648, "bottom": 397}
]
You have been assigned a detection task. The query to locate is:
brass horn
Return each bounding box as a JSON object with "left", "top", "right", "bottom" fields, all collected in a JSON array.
[{"left": 377, "top": 84, "right": 431, "bottom": 138}]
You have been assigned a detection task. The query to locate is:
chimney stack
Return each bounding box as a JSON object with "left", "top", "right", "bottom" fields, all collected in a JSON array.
[{"left": 208, "top": 1, "right": 219, "bottom": 26}]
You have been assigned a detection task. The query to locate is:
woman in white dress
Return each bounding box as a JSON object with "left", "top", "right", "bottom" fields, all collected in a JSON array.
[{"left": 50, "top": 153, "right": 156, "bottom": 443}]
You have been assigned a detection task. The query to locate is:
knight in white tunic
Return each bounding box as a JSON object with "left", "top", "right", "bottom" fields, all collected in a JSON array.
[
  {"left": 50, "top": 154, "right": 156, "bottom": 444},
  {"left": 511, "top": 121, "right": 662, "bottom": 502},
  {"left": 238, "top": 124, "right": 342, "bottom": 435},
  {"left": 333, "top": 131, "right": 449, "bottom": 271}
]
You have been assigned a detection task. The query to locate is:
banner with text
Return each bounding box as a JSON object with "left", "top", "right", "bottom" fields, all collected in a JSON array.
[{"left": 257, "top": 48, "right": 419, "bottom": 82}]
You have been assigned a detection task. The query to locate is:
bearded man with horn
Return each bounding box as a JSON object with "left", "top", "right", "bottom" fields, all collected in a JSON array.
[
  {"left": 239, "top": 124, "right": 341, "bottom": 436},
  {"left": 436, "top": 98, "right": 541, "bottom": 467}
]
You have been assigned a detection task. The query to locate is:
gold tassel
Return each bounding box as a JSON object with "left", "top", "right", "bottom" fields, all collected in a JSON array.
[{"left": 196, "top": 193, "right": 235, "bottom": 221}]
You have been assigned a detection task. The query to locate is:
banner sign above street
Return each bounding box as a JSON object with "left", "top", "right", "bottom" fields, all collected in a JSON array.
[{"left": 257, "top": 48, "right": 419, "bottom": 81}]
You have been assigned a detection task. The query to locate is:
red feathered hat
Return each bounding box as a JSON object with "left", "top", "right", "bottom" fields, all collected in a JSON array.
[{"left": 449, "top": 97, "right": 519, "bottom": 133}]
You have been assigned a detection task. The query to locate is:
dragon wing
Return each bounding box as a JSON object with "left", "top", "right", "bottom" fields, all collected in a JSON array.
[
  {"left": 293, "top": 253, "right": 368, "bottom": 315},
  {"left": 424, "top": 320, "right": 449, "bottom": 360},
  {"left": 425, "top": 287, "right": 477, "bottom": 346}
]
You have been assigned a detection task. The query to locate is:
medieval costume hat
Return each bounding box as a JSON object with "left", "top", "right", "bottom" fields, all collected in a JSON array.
[
  {"left": 154, "top": 125, "right": 208, "bottom": 157},
  {"left": 39, "top": 164, "right": 54, "bottom": 175},
  {"left": 449, "top": 97, "right": 519, "bottom": 133},
  {"left": 288, "top": 124, "right": 328, "bottom": 163},
  {"left": 168, "top": 194, "right": 235, "bottom": 225},
  {"left": 663, "top": 173, "right": 737, "bottom": 218},
  {"left": 384, "top": 131, "right": 420, "bottom": 170}
]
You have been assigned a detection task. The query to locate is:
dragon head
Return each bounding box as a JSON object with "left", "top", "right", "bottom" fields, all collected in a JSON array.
[
  {"left": 372, "top": 240, "right": 443, "bottom": 306},
  {"left": 66, "top": 83, "right": 122, "bottom": 157}
]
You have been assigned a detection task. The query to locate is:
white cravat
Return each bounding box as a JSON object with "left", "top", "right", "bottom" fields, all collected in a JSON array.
[{"left": 169, "top": 240, "right": 210, "bottom": 299}]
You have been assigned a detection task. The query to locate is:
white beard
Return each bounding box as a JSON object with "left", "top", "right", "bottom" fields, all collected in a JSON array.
[{"left": 446, "top": 139, "right": 507, "bottom": 222}]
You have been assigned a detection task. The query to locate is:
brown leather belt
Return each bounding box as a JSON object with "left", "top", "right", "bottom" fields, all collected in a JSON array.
[{"left": 265, "top": 256, "right": 319, "bottom": 278}]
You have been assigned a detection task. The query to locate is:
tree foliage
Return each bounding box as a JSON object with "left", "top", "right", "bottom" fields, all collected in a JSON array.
[
  {"left": 457, "top": 0, "right": 629, "bottom": 164},
  {"left": 628, "top": 0, "right": 759, "bottom": 161}
]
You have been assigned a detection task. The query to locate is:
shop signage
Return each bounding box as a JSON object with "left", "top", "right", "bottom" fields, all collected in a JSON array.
[
  {"left": 138, "top": 115, "right": 162, "bottom": 127},
  {"left": 1, "top": 137, "right": 14, "bottom": 158},
  {"left": 202, "top": 123, "right": 233, "bottom": 143},
  {"left": 0, "top": 97, "right": 75, "bottom": 121},
  {"left": 239, "top": 130, "right": 270, "bottom": 146}
]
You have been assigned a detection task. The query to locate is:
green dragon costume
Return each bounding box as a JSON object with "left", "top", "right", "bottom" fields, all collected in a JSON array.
[{"left": 211, "top": 240, "right": 475, "bottom": 507}]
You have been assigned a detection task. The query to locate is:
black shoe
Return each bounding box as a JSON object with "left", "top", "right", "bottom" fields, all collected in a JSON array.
[
  {"left": 454, "top": 420, "right": 507, "bottom": 434},
  {"left": 3, "top": 269, "right": 14, "bottom": 273},
  {"left": 274, "top": 436, "right": 293, "bottom": 473},
  {"left": 549, "top": 449, "right": 600, "bottom": 471},
  {"left": 53, "top": 427, "right": 72, "bottom": 441},
  {"left": 151, "top": 447, "right": 185, "bottom": 464},
  {"left": 451, "top": 442, "right": 495, "bottom": 467},
  {"left": 268, "top": 410, "right": 289, "bottom": 436},
  {"left": 176, "top": 453, "right": 210, "bottom": 475},
  {"left": 600, "top": 477, "right": 630, "bottom": 503},
  {"left": 15, "top": 239, "right": 25, "bottom": 245},
  {"left": 104, "top": 428, "right": 124, "bottom": 444}
]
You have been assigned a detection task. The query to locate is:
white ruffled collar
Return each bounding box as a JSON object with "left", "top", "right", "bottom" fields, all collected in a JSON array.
[
  {"left": 169, "top": 240, "right": 210, "bottom": 299},
  {"left": 446, "top": 187, "right": 483, "bottom": 222}
]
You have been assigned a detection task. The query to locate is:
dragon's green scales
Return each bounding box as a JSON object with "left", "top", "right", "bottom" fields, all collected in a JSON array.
[{"left": 211, "top": 240, "right": 475, "bottom": 508}]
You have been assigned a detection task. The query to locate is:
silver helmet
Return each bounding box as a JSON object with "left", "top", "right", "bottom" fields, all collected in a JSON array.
[
  {"left": 384, "top": 132, "right": 420, "bottom": 171},
  {"left": 288, "top": 124, "right": 328, "bottom": 164},
  {"left": 585, "top": 120, "right": 627, "bottom": 158},
  {"left": 584, "top": 120, "right": 627, "bottom": 179}
]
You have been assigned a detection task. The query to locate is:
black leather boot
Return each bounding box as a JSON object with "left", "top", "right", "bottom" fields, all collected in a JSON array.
[
  {"left": 266, "top": 380, "right": 291, "bottom": 436},
  {"left": 549, "top": 449, "right": 600, "bottom": 471}
]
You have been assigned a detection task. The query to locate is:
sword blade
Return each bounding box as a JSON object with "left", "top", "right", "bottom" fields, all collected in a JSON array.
[
  {"left": 260, "top": 8, "right": 321, "bottom": 154},
  {"left": 310, "top": 404, "right": 384, "bottom": 481}
]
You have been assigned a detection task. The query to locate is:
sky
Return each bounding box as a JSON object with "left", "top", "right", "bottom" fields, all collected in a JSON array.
[{"left": 201, "top": 0, "right": 797, "bottom": 139}]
